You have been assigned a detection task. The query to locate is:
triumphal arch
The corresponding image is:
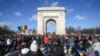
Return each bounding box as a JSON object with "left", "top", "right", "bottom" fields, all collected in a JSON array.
[{"left": 37, "top": 7, "right": 66, "bottom": 35}]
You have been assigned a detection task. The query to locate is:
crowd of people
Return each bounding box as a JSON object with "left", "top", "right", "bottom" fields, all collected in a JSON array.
[{"left": 0, "top": 34, "right": 100, "bottom": 56}]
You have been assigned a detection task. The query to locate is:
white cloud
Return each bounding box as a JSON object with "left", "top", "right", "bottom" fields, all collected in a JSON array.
[
  {"left": 0, "top": 12, "right": 2, "bottom": 16},
  {"left": 67, "top": 8, "right": 74, "bottom": 14},
  {"left": 50, "top": 1, "right": 59, "bottom": 7},
  {"left": 29, "top": 14, "right": 37, "bottom": 21},
  {"left": 74, "top": 15, "right": 86, "bottom": 20},
  {"left": 0, "top": 22, "right": 12, "bottom": 27},
  {"left": 69, "top": 8, "right": 74, "bottom": 12},
  {"left": 14, "top": 12, "right": 22, "bottom": 16}
]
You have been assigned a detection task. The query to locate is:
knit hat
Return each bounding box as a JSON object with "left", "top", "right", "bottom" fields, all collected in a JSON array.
[{"left": 21, "top": 48, "right": 30, "bottom": 54}]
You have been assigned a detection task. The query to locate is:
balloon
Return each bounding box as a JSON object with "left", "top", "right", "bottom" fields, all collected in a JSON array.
[
  {"left": 18, "top": 26, "right": 22, "bottom": 32},
  {"left": 22, "top": 25, "right": 25, "bottom": 31},
  {"left": 22, "top": 25, "right": 27, "bottom": 31},
  {"left": 24, "top": 25, "right": 27, "bottom": 30}
]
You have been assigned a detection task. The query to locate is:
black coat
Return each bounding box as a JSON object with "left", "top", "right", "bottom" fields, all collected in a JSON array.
[
  {"left": 53, "top": 45, "right": 64, "bottom": 56},
  {"left": 71, "top": 45, "right": 86, "bottom": 56}
]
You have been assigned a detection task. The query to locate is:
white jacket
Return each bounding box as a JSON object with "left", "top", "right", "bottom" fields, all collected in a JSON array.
[
  {"left": 6, "top": 38, "right": 11, "bottom": 45},
  {"left": 92, "top": 42, "right": 100, "bottom": 54},
  {"left": 30, "top": 40, "right": 38, "bottom": 52}
]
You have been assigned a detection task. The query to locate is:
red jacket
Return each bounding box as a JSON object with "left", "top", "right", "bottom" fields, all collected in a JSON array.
[{"left": 44, "top": 35, "right": 49, "bottom": 45}]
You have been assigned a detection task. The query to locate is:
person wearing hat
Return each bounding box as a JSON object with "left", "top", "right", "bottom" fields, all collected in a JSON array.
[
  {"left": 30, "top": 40, "right": 38, "bottom": 51},
  {"left": 20, "top": 48, "right": 30, "bottom": 56},
  {"left": 30, "top": 40, "right": 38, "bottom": 56}
]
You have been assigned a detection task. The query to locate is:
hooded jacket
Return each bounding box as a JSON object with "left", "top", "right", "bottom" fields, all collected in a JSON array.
[
  {"left": 92, "top": 42, "right": 100, "bottom": 54},
  {"left": 30, "top": 40, "right": 38, "bottom": 52}
]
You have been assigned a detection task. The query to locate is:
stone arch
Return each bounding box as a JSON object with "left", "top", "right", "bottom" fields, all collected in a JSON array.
[{"left": 37, "top": 7, "right": 66, "bottom": 35}]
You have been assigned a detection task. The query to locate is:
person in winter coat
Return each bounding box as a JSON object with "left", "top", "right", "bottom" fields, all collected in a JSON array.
[
  {"left": 43, "top": 35, "right": 49, "bottom": 46},
  {"left": 30, "top": 40, "right": 44, "bottom": 56},
  {"left": 30, "top": 40, "right": 38, "bottom": 52},
  {"left": 68, "top": 36, "right": 74, "bottom": 49},
  {"left": 65, "top": 36, "right": 70, "bottom": 53},
  {"left": 7, "top": 38, "right": 11, "bottom": 46},
  {"left": 71, "top": 40, "right": 86, "bottom": 56},
  {"left": 11, "top": 37, "right": 17, "bottom": 51},
  {"left": 36, "top": 36, "right": 41, "bottom": 47},
  {"left": 6, "top": 37, "right": 11, "bottom": 53},
  {"left": 30, "top": 40, "right": 38, "bottom": 55},
  {"left": 53, "top": 39, "right": 64, "bottom": 56},
  {"left": 92, "top": 38, "right": 100, "bottom": 56}
]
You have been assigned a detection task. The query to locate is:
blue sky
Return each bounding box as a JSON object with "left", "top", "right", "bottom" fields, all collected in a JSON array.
[{"left": 0, "top": 0, "right": 100, "bottom": 32}]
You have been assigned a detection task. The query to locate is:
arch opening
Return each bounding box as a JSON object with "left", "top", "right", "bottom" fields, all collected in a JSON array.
[{"left": 46, "top": 19, "right": 56, "bottom": 34}]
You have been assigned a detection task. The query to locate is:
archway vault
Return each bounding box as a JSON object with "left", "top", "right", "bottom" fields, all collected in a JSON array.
[
  {"left": 46, "top": 18, "right": 56, "bottom": 34},
  {"left": 37, "top": 7, "right": 66, "bottom": 35},
  {"left": 44, "top": 18, "right": 57, "bottom": 34}
]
